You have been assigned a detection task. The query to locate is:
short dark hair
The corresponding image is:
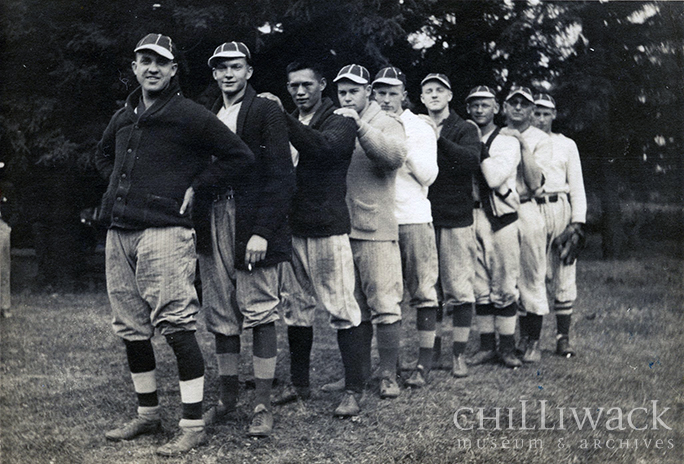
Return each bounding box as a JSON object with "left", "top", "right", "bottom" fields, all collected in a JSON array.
[{"left": 286, "top": 61, "right": 325, "bottom": 81}]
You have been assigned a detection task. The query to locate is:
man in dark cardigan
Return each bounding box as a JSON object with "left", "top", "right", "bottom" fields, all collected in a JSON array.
[
  {"left": 420, "top": 73, "right": 481, "bottom": 377},
  {"left": 260, "top": 61, "right": 365, "bottom": 417},
  {"left": 96, "top": 34, "right": 254, "bottom": 456},
  {"left": 197, "top": 42, "right": 294, "bottom": 438}
]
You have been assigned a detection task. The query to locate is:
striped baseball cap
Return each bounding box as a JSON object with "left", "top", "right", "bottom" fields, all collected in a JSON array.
[
  {"left": 466, "top": 85, "right": 497, "bottom": 102},
  {"left": 505, "top": 86, "right": 535, "bottom": 103},
  {"left": 420, "top": 73, "right": 451, "bottom": 90},
  {"left": 372, "top": 67, "right": 406, "bottom": 86},
  {"left": 534, "top": 93, "right": 556, "bottom": 109},
  {"left": 134, "top": 33, "right": 175, "bottom": 61},
  {"left": 333, "top": 64, "right": 371, "bottom": 85},
  {"left": 208, "top": 41, "right": 251, "bottom": 67}
]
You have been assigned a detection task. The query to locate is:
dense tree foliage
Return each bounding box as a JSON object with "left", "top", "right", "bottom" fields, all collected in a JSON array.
[{"left": 0, "top": 0, "right": 681, "bottom": 283}]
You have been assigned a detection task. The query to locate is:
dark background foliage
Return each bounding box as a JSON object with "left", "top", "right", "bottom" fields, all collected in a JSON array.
[{"left": 1, "top": 0, "right": 682, "bottom": 287}]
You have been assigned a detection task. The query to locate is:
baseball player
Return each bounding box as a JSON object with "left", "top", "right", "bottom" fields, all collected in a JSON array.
[
  {"left": 95, "top": 34, "right": 254, "bottom": 456},
  {"left": 420, "top": 73, "right": 481, "bottom": 377},
  {"left": 501, "top": 86, "right": 552, "bottom": 365},
  {"left": 373, "top": 67, "right": 439, "bottom": 388},
  {"left": 465, "top": 86, "right": 523, "bottom": 369},
  {"left": 532, "top": 93, "right": 587, "bottom": 358},
  {"left": 258, "top": 60, "right": 365, "bottom": 417},
  {"left": 330, "top": 64, "right": 407, "bottom": 399},
  {"left": 197, "top": 41, "right": 295, "bottom": 437}
]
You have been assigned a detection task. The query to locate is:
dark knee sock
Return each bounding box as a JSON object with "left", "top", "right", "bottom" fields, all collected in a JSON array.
[
  {"left": 215, "top": 334, "right": 240, "bottom": 409},
  {"left": 526, "top": 314, "right": 544, "bottom": 341},
  {"left": 433, "top": 305, "right": 443, "bottom": 363},
  {"left": 165, "top": 331, "right": 204, "bottom": 420},
  {"left": 452, "top": 303, "right": 473, "bottom": 356},
  {"left": 358, "top": 321, "right": 373, "bottom": 383},
  {"left": 416, "top": 307, "right": 437, "bottom": 371},
  {"left": 337, "top": 326, "right": 364, "bottom": 393},
  {"left": 253, "top": 323, "right": 277, "bottom": 408},
  {"left": 124, "top": 339, "right": 158, "bottom": 407},
  {"left": 555, "top": 301, "right": 573, "bottom": 336},
  {"left": 376, "top": 322, "right": 401, "bottom": 377},
  {"left": 287, "top": 326, "right": 313, "bottom": 388},
  {"left": 476, "top": 304, "right": 496, "bottom": 351}
]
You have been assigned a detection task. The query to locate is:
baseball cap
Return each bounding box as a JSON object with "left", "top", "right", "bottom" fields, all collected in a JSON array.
[
  {"left": 505, "top": 86, "right": 535, "bottom": 103},
  {"left": 466, "top": 85, "right": 497, "bottom": 102},
  {"left": 421, "top": 73, "right": 451, "bottom": 90},
  {"left": 134, "top": 33, "right": 175, "bottom": 61},
  {"left": 534, "top": 93, "right": 556, "bottom": 109},
  {"left": 333, "top": 64, "right": 370, "bottom": 85},
  {"left": 372, "top": 67, "right": 406, "bottom": 86},
  {"left": 207, "top": 41, "right": 251, "bottom": 67}
]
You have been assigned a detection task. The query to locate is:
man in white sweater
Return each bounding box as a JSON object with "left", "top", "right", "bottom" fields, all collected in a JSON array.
[
  {"left": 372, "top": 67, "right": 439, "bottom": 388},
  {"left": 533, "top": 93, "right": 587, "bottom": 358}
]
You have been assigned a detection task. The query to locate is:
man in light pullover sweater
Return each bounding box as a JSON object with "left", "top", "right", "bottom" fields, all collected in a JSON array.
[
  {"left": 372, "top": 67, "right": 439, "bottom": 389},
  {"left": 332, "top": 64, "right": 407, "bottom": 399}
]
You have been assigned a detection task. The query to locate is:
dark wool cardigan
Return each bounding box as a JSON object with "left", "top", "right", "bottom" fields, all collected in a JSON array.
[
  {"left": 197, "top": 85, "right": 295, "bottom": 269},
  {"left": 95, "top": 78, "right": 255, "bottom": 230},
  {"left": 287, "top": 97, "right": 357, "bottom": 237},
  {"left": 428, "top": 110, "right": 481, "bottom": 228}
]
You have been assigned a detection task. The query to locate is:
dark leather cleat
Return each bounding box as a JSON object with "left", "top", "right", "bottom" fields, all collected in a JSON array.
[
  {"left": 467, "top": 350, "right": 497, "bottom": 365},
  {"left": 272, "top": 385, "right": 311, "bottom": 405},
  {"left": 556, "top": 336, "right": 576, "bottom": 357}
]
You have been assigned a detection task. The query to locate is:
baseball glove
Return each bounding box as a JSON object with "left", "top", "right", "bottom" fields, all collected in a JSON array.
[{"left": 552, "top": 222, "right": 586, "bottom": 265}]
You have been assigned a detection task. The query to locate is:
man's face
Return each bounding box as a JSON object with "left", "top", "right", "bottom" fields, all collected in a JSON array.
[
  {"left": 420, "top": 81, "right": 453, "bottom": 113},
  {"left": 337, "top": 81, "right": 371, "bottom": 114},
  {"left": 467, "top": 97, "right": 499, "bottom": 128},
  {"left": 373, "top": 84, "right": 406, "bottom": 115},
  {"left": 532, "top": 106, "right": 556, "bottom": 133},
  {"left": 504, "top": 95, "right": 534, "bottom": 125},
  {"left": 212, "top": 57, "right": 253, "bottom": 97},
  {"left": 287, "top": 69, "right": 326, "bottom": 113},
  {"left": 132, "top": 51, "right": 177, "bottom": 95}
]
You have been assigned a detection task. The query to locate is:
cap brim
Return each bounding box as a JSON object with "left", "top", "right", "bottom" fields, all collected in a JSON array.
[
  {"left": 466, "top": 91, "right": 496, "bottom": 101},
  {"left": 535, "top": 100, "right": 555, "bottom": 109},
  {"left": 208, "top": 52, "right": 248, "bottom": 67},
  {"left": 506, "top": 91, "right": 534, "bottom": 103},
  {"left": 134, "top": 44, "right": 174, "bottom": 61},
  {"left": 421, "top": 77, "right": 451, "bottom": 90},
  {"left": 372, "top": 77, "right": 404, "bottom": 86},
  {"left": 334, "top": 74, "right": 368, "bottom": 84}
]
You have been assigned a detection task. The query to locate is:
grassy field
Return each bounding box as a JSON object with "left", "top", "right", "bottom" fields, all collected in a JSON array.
[{"left": 1, "top": 236, "right": 682, "bottom": 464}]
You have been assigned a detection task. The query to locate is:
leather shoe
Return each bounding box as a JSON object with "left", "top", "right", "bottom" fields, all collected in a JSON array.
[
  {"left": 467, "top": 350, "right": 497, "bottom": 365},
  {"left": 522, "top": 340, "right": 542, "bottom": 363},
  {"left": 556, "top": 336, "right": 576, "bottom": 357},
  {"left": 333, "top": 391, "right": 361, "bottom": 417},
  {"left": 500, "top": 351, "right": 522, "bottom": 368},
  {"left": 451, "top": 354, "right": 468, "bottom": 378},
  {"left": 273, "top": 385, "right": 310, "bottom": 405}
]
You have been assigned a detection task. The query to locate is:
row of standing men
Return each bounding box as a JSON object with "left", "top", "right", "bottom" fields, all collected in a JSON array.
[{"left": 95, "top": 34, "right": 586, "bottom": 456}]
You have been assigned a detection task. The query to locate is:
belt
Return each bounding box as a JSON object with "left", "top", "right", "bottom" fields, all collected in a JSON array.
[
  {"left": 473, "top": 201, "right": 484, "bottom": 209},
  {"left": 534, "top": 193, "right": 559, "bottom": 205},
  {"left": 214, "top": 188, "right": 234, "bottom": 202}
]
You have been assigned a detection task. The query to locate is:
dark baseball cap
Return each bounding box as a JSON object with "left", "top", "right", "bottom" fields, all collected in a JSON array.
[
  {"left": 505, "top": 86, "right": 535, "bottom": 104},
  {"left": 534, "top": 93, "right": 556, "bottom": 109},
  {"left": 334, "top": 64, "right": 371, "bottom": 85},
  {"left": 134, "top": 33, "right": 175, "bottom": 60},
  {"left": 208, "top": 41, "right": 251, "bottom": 67},
  {"left": 372, "top": 67, "right": 406, "bottom": 86},
  {"left": 421, "top": 73, "right": 451, "bottom": 90}
]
